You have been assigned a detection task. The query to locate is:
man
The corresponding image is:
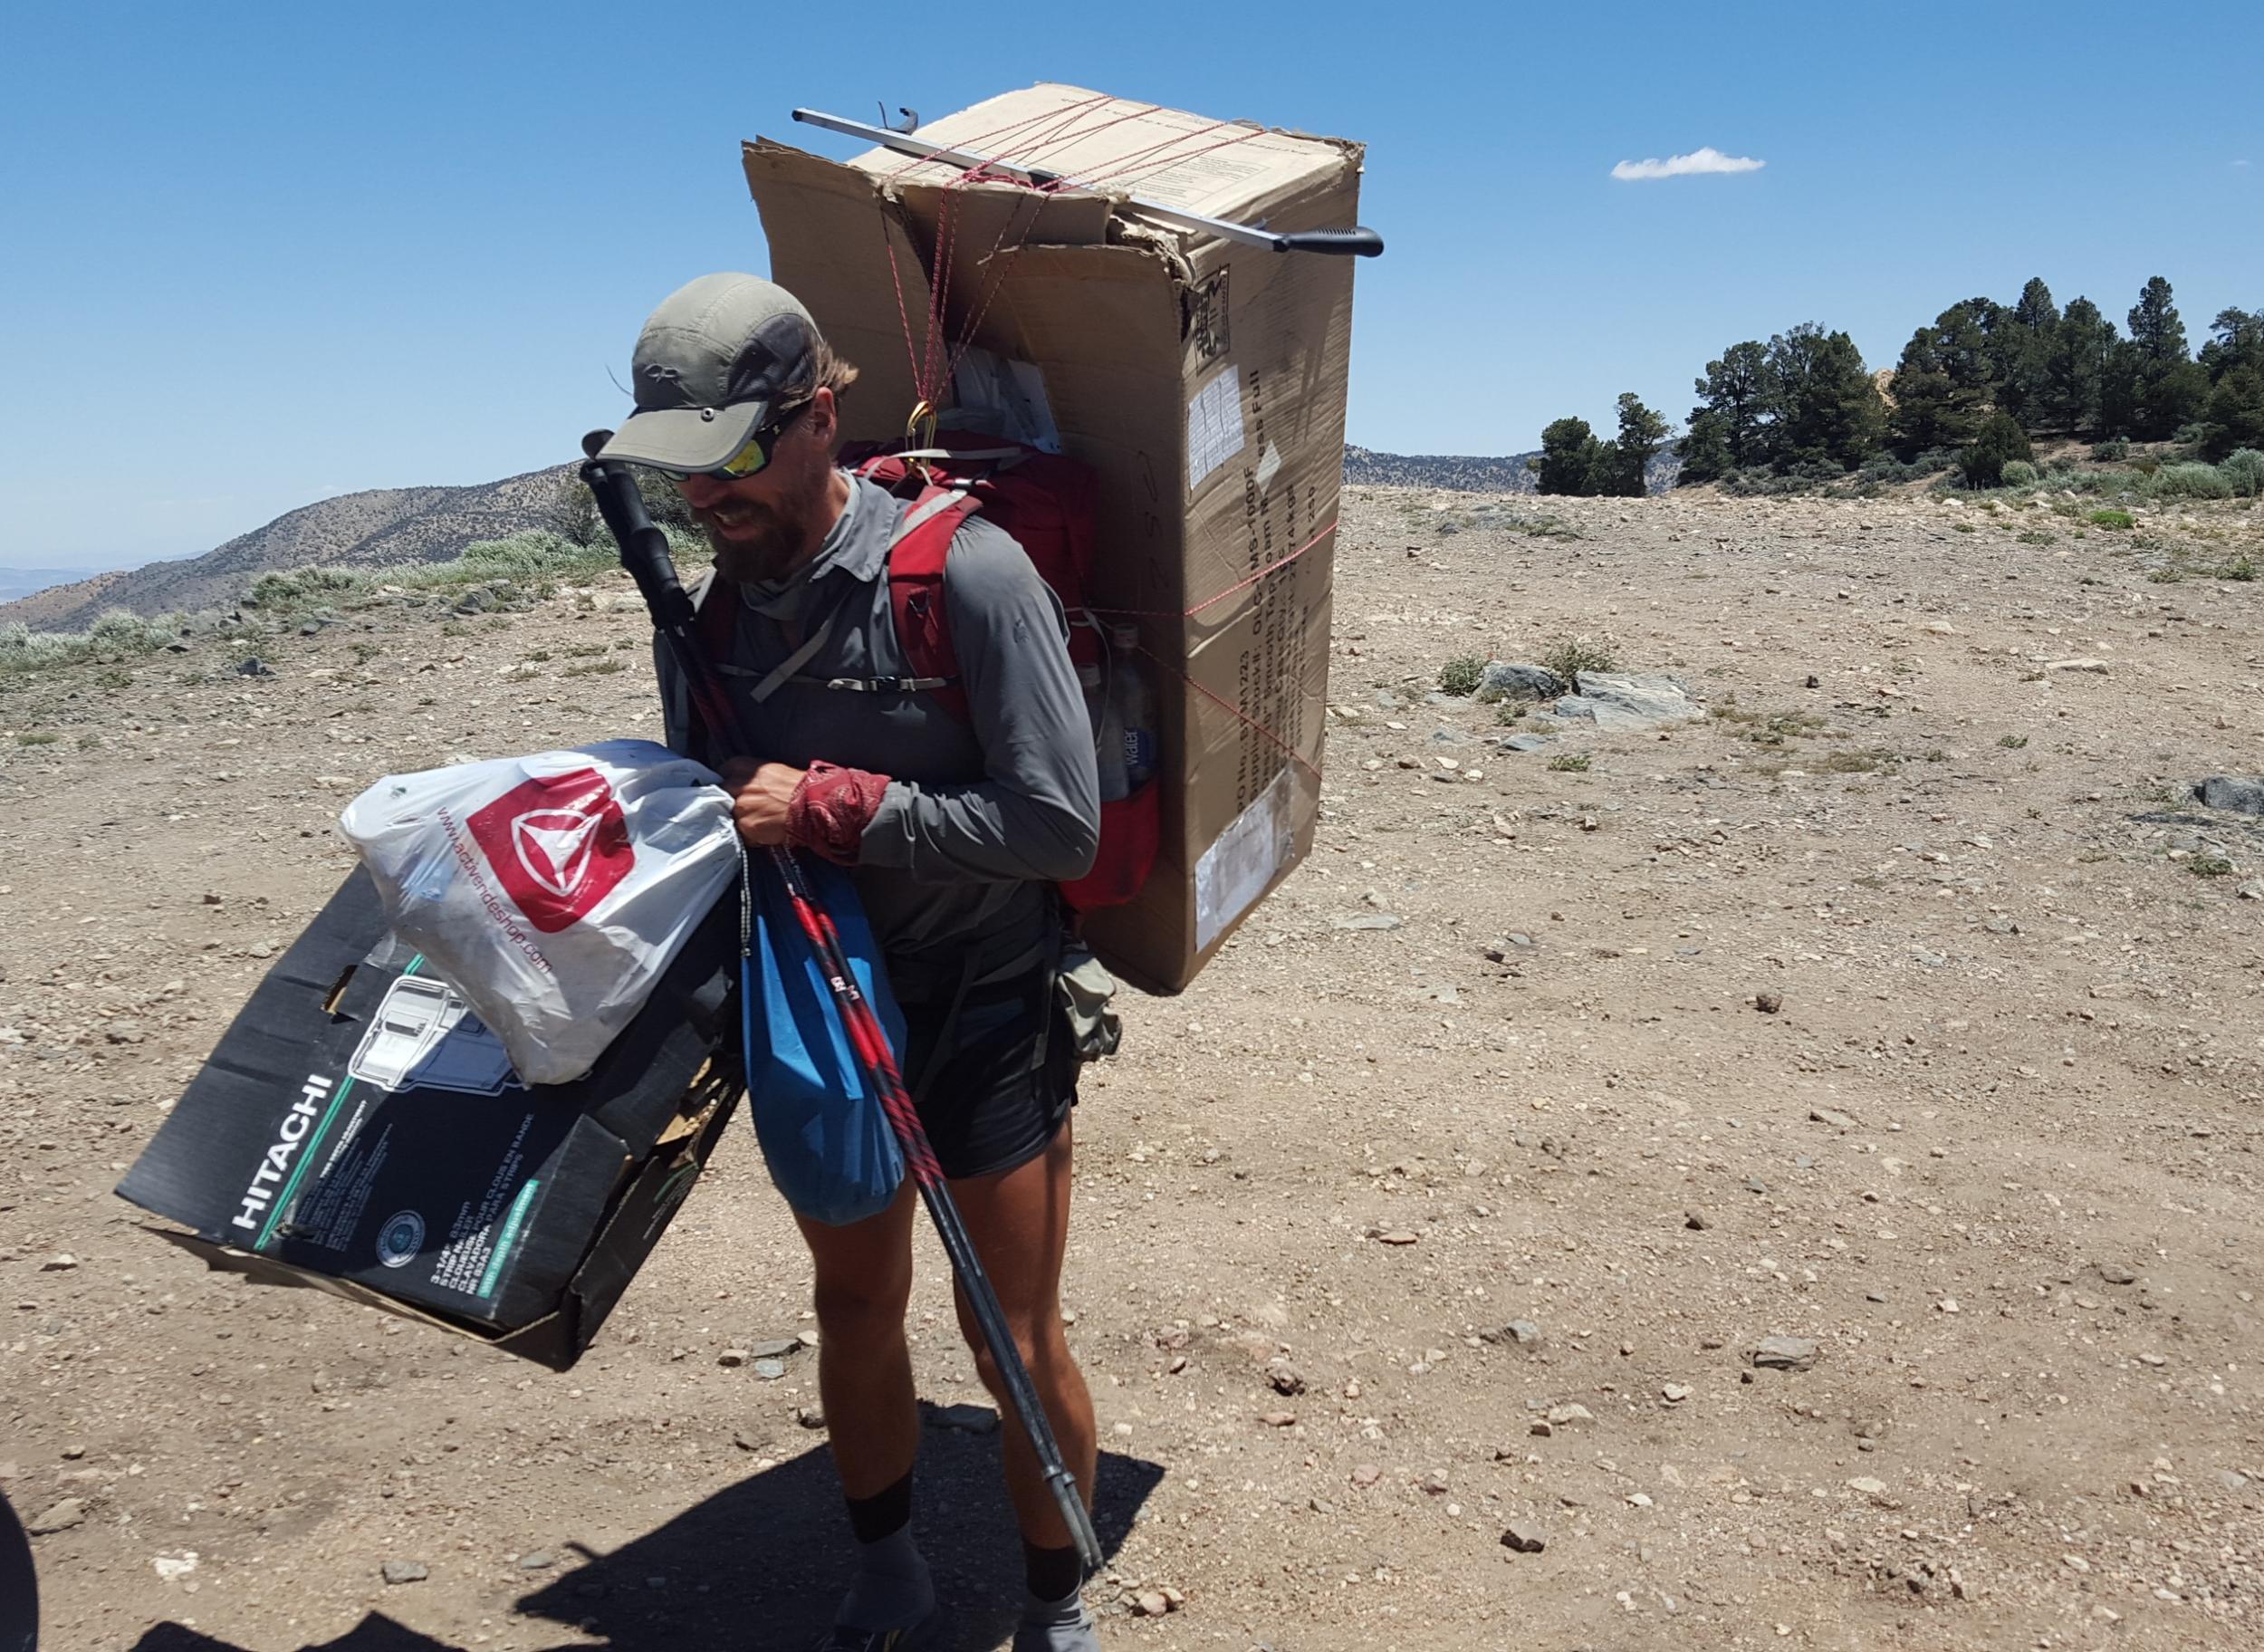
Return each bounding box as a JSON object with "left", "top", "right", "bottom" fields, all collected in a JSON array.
[{"left": 597, "top": 273, "right": 1104, "bottom": 1652}]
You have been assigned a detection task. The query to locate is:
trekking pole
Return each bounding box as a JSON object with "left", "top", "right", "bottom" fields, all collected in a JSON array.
[
  {"left": 791, "top": 106, "right": 1386, "bottom": 258},
  {"left": 579, "top": 436, "right": 1104, "bottom": 1573}
]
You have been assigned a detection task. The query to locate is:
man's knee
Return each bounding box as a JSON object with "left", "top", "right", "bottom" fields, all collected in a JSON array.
[
  {"left": 956, "top": 1300, "right": 1063, "bottom": 1391},
  {"left": 813, "top": 1267, "right": 912, "bottom": 1349}
]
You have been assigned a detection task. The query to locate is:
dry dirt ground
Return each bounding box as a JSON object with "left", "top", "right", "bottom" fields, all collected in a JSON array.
[{"left": 4, "top": 483, "right": 2264, "bottom": 1652}]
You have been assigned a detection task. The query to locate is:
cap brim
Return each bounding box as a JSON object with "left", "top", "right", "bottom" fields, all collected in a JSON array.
[{"left": 594, "top": 401, "right": 771, "bottom": 472}]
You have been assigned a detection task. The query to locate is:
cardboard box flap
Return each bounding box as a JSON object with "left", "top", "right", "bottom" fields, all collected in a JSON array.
[
  {"left": 842, "top": 84, "right": 1357, "bottom": 243},
  {"left": 743, "top": 140, "right": 935, "bottom": 447}
]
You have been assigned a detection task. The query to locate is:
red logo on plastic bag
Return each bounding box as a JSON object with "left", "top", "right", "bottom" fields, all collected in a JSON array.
[{"left": 465, "top": 768, "right": 633, "bottom": 933}]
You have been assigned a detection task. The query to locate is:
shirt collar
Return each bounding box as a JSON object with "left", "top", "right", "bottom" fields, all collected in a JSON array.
[{"left": 737, "top": 470, "right": 891, "bottom": 618}]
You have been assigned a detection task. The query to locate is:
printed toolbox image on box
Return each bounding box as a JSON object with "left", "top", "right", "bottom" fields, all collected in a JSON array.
[
  {"left": 751, "top": 83, "right": 1373, "bottom": 993},
  {"left": 115, "top": 869, "right": 741, "bottom": 1369}
]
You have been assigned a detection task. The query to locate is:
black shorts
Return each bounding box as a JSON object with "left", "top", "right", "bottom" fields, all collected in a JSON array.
[{"left": 897, "top": 974, "right": 1079, "bottom": 1181}]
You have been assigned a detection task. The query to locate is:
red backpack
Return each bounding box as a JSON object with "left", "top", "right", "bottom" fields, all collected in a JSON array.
[{"left": 700, "top": 431, "right": 1158, "bottom": 912}]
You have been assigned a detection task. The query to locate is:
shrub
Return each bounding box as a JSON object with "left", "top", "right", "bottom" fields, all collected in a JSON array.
[
  {"left": 1437, "top": 653, "right": 1486, "bottom": 696},
  {"left": 1960, "top": 412, "right": 2034, "bottom": 489},
  {"left": 2214, "top": 558, "right": 2256, "bottom": 581},
  {"left": 2218, "top": 449, "right": 2264, "bottom": 498},
  {"left": 1539, "top": 637, "right": 1617, "bottom": 681},
  {"left": 2000, "top": 460, "right": 2038, "bottom": 488},
  {"left": 1547, "top": 753, "right": 1591, "bottom": 773},
  {"left": 2091, "top": 437, "right": 2130, "bottom": 461},
  {"left": 2150, "top": 462, "right": 2233, "bottom": 500},
  {"left": 2089, "top": 509, "right": 2134, "bottom": 529},
  {"left": 245, "top": 567, "right": 360, "bottom": 610}
]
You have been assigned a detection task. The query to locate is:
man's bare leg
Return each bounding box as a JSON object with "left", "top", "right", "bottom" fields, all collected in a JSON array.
[
  {"left": 949, "top": 1121, "right": 1098, "bottom": 1647},
  {"left": 795, "top": 1181, "right": 935, "bottom": 1642}
]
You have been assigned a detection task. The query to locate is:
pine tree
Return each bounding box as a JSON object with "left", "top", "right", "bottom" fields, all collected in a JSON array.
[
  {"left": 2199, "top": 366, "right": 2264, "bottom": 460},
  {"left": 1610, "top": 393, "right": 1671, "bottom": 496},
  {"left": 1687, "top": 341, "right": 1779, "bottom": 471},
  {"left": 1536, "top": 418, "right": 1606, "bottom": 495},
  {"left": 2048, "top": 298, "right": 2118, "bottom": 434},
  {"left": 1768, "top": 324, "right": 1882, "bottom": 469},
  {"left": 1961, "top": 411, "right": 2034, "bottom": 489},
  {"left": 2200, "top": 308, "right": 2263, "bottom": 381},
  {"left": 2124, "top": 276, "right": 2205, "bottom": 438},
  {"left": 1887, "top": 326, "right": 1970, "bottom": 457},
  {"left": 1998, "top": 278, "right": 2060, "bottom": 429},
  {"left": 1676, "top": 408, "right": 1734, "bottom": 485}
]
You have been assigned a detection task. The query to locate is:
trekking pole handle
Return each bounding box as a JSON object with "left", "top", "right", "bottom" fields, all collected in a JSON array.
[
  {"left": 580, "top": 434, "right": 696, "bottom": 634},
  {"left": 1271, "top": 226, "right": 1385, "bottom": 256},
  {"left": 579, "top": 432, "right": 756, "bottom": 756}
]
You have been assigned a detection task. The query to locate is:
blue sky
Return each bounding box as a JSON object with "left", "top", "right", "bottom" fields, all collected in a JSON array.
[{"left": 3, "top": 1, "right": 2257, "bottom": 571}]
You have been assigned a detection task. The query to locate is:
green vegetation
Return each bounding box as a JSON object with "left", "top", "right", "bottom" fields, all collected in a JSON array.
[
  {"left": 2190, "top": 856, "right": 2236, "bottom": 878},
  {"left": 1539, "top": 637, "right": 1616, "bottom": 681},
  {"left": 1960, "top": 412, "right": 2034, "bottom": 489},
  {"left": 2, "top": 610, "right": 189, "bottom": 678},
  {"left": 1575, "top": 276, "right": 2264, "bottom": 495},
  {"left": 1437, "top": 652, "right": 1487, "bottom": 696},
  {"left": 1547, "top": 753, "right": 1591, "bottom": 772},
  {"left": 2089, "top": 509, "right": 2134, "bottom": 529},
  {"left": 1531, "top": 392, "right": 1672, "bottom": 497},
  {"left": 4, "top": 523, "right": 694, "bottom": 685},
  {"left": 15, "top": 731, "right": 60, "bottom": 746}
]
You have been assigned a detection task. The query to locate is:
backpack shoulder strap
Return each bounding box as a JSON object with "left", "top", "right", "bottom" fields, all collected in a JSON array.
[{"left": 887, "top": 485, "right": 980, "bottom": 724}]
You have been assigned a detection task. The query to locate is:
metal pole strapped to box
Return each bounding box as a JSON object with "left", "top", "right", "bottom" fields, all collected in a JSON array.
[{"left": 791, "top": 106, "right": 1385, "bottom": 257}]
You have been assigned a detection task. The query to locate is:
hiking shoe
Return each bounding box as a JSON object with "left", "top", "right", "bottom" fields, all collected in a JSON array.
[
  {"left": 808, "top": 1609, "right": 951, "bottom": 1652},
  {"left": 1012, "top": 1599, "right": 1100, "bottom": 1652}
]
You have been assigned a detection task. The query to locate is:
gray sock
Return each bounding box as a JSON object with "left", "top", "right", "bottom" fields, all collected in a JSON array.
[
  {"left": 835, "top": 1523, "right": 935, "bottom": 1632},
  {"left": 1012, "top": 1585, "right": 1098, "bottom": 1652}
]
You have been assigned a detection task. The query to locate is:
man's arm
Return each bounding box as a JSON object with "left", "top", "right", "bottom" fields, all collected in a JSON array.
[{"left": 856, "top": 519, "right": 1100, "bottom": 882}]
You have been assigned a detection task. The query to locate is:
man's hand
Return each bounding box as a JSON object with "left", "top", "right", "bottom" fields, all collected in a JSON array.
[{"left": 719, "top": 757, "right": 806, "bottom": 848}]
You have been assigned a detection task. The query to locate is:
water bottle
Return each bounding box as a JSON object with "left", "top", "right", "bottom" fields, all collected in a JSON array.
[
  {"left": 1109, "top": 623, "right": 1158, "bottom": 791},
  {"left": 1083, "top": 661, "right": 1129, "bottom": 802}
]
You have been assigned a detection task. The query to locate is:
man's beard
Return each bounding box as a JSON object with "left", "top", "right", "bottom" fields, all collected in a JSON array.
[{"left": 697, "top": 480, "right": 825, "bottom": 586}]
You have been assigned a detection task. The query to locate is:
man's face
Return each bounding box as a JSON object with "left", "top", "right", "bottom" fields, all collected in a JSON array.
[{"left": 675, "top": 388, "right": 839, "bottom": 585}]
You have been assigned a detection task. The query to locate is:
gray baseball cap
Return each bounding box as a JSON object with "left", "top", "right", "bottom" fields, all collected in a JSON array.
[{"left": 595, "top": 274, "right": 822, "bottom": 472}]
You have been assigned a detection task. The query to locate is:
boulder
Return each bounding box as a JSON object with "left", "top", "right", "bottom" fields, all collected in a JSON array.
[
  {"left": 1551, "top": 671, "right": 1702, "bottom": 732},
  {"left": 1477, "top": 662, "right": 1566, "bottom": 703},
  {"left": 2193, "top": 775, "right": 2264, "bottom": 817}
]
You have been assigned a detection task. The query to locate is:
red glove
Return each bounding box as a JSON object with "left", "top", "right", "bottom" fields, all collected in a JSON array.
[{"left": 787, "top": 762, "right": 891, "bottom": 865}]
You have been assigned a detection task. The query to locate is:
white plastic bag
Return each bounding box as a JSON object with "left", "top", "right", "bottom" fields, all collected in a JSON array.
[{"left": 337, "top": 740, "right": 738, "bottom": 1085}]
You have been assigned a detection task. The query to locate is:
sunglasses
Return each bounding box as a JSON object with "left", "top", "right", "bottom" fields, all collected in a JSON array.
[{"left": 661, "top": 402, "right": 808, "bottom": 483}]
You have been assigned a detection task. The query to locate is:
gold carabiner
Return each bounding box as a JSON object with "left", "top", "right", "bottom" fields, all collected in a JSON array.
[{"left": 905, "top": 399, "right": 939, "bottom": 481}]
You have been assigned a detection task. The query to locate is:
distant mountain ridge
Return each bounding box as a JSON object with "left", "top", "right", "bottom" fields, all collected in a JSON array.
[
  {"left": 1344, "top": 444, "right": 1682, "bottom": 495},
  {"left": 0, "top": 567, "right": 99, "bottom": 608},
  {"left": 2, "top": 444, "right": 1681, "bottom": 634},
  {"left": 0, "top": 464, "right": 576, "bottom": 630}
]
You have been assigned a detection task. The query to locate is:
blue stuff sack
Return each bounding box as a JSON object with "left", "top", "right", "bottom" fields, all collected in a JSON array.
[{"left": 740, "top": 851, "right": 907, "bottom": 1226}]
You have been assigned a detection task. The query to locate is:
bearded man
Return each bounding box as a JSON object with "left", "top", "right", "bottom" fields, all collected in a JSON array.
[{"left": 594, "top": 274, "right": 1104, "bottom": 1652}]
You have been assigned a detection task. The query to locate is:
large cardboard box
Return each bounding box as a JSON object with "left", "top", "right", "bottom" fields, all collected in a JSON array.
[
  {"left": 745, "top": 84, "right": 1367, "bottom": 993},
  {"left": 115, "top": 869, "right": 740, "bottom": 1369}
]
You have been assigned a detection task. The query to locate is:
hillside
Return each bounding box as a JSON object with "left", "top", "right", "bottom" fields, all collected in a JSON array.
[
  {"left": 0, "top": 567, "right": 100, "bottom": 608},
  {"left": 1, "top": 463, "right": 576, "bottom": 630},
  {"left": 2, "top": 446, "right": 1690, "bottom": 634}
]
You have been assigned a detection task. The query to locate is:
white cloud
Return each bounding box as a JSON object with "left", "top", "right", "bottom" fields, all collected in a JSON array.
[{"left": 1611, "top": 147, "right": 1767, "bottom": 181}]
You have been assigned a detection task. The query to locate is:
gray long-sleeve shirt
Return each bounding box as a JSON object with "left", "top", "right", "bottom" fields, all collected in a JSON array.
[{"left": 657, "top": 471, "right": 1100, "bottom": 1003}]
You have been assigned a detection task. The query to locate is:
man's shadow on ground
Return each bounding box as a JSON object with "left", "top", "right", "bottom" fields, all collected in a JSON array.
[{"left": 129, "top": 1419, "right": 1163, "bottom": 1652}]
